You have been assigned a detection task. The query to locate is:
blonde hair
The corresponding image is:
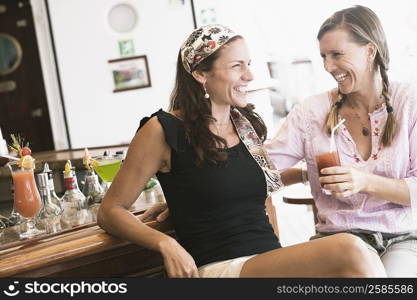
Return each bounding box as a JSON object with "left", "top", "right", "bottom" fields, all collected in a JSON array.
[{"left": 319, "top": 5, "right": 396, "bottom": 146}]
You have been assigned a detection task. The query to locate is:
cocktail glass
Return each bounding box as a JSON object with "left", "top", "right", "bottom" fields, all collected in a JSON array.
[
  {"left": 10, "top": 162, "right": 44, "bottom": 238},
  {"left": 90, "top": 154, "right": 123, "bottom": 193}
]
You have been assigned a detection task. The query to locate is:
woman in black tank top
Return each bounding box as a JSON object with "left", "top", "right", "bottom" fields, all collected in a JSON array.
[{"left": 97, "top": 24, "right": 385, "bottom": 278}]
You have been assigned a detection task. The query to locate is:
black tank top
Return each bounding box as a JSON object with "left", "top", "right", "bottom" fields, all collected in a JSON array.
[{"left": 138, "top": 110, "right": 281, "bottom": 267}]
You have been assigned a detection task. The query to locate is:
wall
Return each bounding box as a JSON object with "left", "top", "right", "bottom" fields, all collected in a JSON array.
[
  {"left": 47, "top": 0, "right": 194, "bottom": 148},
  {"left": 44, "top": 0, "right": 417, "bottom": 148},
  {"left": 32, "top": 0, "right": 69, "bottom": 150},
  {"left": 253, "top": 0, "right": 417, "bottom": 103}
]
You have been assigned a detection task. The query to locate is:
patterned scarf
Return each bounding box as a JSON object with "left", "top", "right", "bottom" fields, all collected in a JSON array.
[
  {"left": 180, "top": 24, "right": 237, "bottom": 74},
  {"left": 230, "top": 108, "right": 283, "bottom": 195}
]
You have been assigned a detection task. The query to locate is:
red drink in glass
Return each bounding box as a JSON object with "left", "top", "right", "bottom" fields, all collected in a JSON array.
[
  {"left": 315, "top": 151, "right": 341, "bottom": 187},
  {"left": 12, "top": 169, "right": 42, "bottom": 218},
  {"left": 10, "top": 161, "right": 44, "bottom": 239}
]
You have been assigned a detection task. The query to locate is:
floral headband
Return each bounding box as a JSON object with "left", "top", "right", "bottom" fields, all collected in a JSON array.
[{"left": 180, "top": 24, "right": 238, "bottom": 74}]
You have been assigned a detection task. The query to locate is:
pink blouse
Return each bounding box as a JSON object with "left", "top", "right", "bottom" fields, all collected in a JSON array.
[{"left": 266, "top": 81, "right": 417, "bottom": 234}]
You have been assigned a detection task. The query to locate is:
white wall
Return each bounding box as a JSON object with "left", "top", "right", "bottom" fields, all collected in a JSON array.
[
  {"left": 48, "top": 0, "right": 194, "bottom": 148},
  {"left": 45, "top": 0, "right": 417, "bottom": 148},
  {"left": 254, "top": 0, "right": 417, "bottom": 97}
]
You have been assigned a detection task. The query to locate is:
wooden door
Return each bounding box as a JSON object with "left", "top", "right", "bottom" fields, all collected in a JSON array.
[{"left": 0, "top": 0, "right": 54, "bottom": 152}]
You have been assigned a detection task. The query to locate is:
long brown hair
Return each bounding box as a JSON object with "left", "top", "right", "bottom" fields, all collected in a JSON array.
[
  {"left": 318, "top": 5, "right": 396, "bottom": 146},
  {"left": 169, "top": 36, "right": 267, "bottom": 165}
]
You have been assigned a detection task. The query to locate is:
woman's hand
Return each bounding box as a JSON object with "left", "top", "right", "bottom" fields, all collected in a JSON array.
[
  {"left": 158, "top": 237, "right": 200, "bottom": 278},
  {"left": 319, "top": 166, "right": 368, "bottom": 198},
  {"left": 141, "top": 204, "right": 198, "bottom": 277},
  {"left": 140, "top": 202, "right": 169, "bottom": 222}
]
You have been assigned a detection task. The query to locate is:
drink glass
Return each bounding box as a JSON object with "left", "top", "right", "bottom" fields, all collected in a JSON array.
[
  {"left": 91, "top": 154, "right": 122, "bottom": 193},
  {"left": 0, "top": 217, "right": 6, "bottom": 240},
  {"left": 312, "top": 135, "right": 341, "bottom": 193},
  {"left": 10, "top": 162, "right": 44, "bottom": 238}
]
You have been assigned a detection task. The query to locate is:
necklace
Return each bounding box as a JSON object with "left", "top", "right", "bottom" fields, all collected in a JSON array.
[
  {"left": 214, "top": 121, "right": 229, "bottom": 126},
  {"left": 346, "top": 95, "right": 384, "bottom": 137},
  {"left": 212, "top": 119, "right": 231, "bottom": 137},
  {"left": 350, "top": 107, "right": 371, "bottom": 136}
]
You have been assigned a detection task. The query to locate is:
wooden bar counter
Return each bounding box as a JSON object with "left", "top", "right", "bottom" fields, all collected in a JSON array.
[
  {"left": 0, "top": 215, "right": 174, "bottom": 278},
  {"left": 0, "top": 145, "right": 174, "bottom": 278}
]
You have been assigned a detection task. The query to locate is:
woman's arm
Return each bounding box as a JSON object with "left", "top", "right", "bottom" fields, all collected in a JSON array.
[
  {"left": 265, "top": 104, "right": 306, "bottom": 172},
  {"left": 365, "top": 173, "right": 409, "bottom": 205},
  {"left": 280, "top": 168, "right": 304, "bottom": 186},
  {"left": 97, "top": 116, "right": 199, "bottom": 277},
  {"left": 320, "top": 166, "right": 410, "bottom": 205}
]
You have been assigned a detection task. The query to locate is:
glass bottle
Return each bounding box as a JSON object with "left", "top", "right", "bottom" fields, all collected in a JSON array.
[
  {"left": 0, "top": 214, "right": 10, "bottom": 228},
  {"left": 36, "top": 173, "right": 62, "bottom": 233},
  {"left": 0, "top": 217, "right": 6, "bottom": 241},
  {"left": 0, "top": 214, "right": 8, "bottom": 241},
  {"left": 82, "top": 169, "right": 104, "bottom": 222},
  {"left": 61, "top": 160, "right": 90, "bottom": 227},
  {"left": 43, "top": 162, "right": 63, "bottom": 212}
]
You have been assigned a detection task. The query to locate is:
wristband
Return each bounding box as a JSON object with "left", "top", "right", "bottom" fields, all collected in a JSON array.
[{"left": 301, "top": 165, "right": 308, "bottom": 185}]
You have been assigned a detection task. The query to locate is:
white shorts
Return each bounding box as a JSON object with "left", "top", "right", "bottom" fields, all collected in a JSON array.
[{"left": 198, "top": 255, "right": 256, "bottom": 278}]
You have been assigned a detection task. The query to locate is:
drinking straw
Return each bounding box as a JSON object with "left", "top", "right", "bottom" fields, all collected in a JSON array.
[{"left": 330, "top": 118, "right": 346, "bottom": 152}]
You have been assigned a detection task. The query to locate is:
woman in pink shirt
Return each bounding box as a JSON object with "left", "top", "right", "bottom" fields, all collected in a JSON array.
[{"left": 266, "top": 5, "right": 417, "bottom": 277}]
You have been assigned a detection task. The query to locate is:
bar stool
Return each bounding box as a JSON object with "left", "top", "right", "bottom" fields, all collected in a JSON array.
[{"left": 282, "top": 196, "right": 318, "bottom": 227}]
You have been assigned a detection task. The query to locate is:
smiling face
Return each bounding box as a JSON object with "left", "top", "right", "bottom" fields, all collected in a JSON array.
[
  {"left": 319, "top": 28, "right": 373, "bottom": 95},
  {"left": 203, "top": 38, "right": 254, "bottom": 107}
]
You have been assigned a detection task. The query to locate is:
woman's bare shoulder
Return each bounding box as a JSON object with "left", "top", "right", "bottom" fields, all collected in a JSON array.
[{"left": 133, "top": 116, "right": 167, "bottom": 146}]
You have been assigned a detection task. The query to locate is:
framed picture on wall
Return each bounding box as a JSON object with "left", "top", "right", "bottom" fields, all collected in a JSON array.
[{"left": 108, "top": 55, "right": 151, "bottom": 92}]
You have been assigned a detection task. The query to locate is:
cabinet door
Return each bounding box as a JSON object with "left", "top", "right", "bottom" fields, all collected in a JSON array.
[{"left": 0, "top": 0, "right": 54, "bottom": 152}]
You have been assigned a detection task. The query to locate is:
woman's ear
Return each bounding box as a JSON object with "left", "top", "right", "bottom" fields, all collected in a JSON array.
[
  {"left": 367, "top": 42, "right": 377, "bottom": 61},
  {"left": 191, "top": 70, "right": 207, "bottom": 84}
]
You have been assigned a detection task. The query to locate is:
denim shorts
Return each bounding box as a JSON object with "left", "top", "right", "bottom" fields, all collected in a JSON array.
[{"left": 310, "top": 230, "right": 417, "bottom": 256}]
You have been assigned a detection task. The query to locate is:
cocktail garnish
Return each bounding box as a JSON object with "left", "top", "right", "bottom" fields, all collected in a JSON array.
[{"left": 9, "top": 134, "right": 31, "bottom": 158}]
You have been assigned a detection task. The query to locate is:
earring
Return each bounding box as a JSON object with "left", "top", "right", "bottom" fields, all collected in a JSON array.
[{"left": 203, "top": 82, "right": 210, "bottom": 99}]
